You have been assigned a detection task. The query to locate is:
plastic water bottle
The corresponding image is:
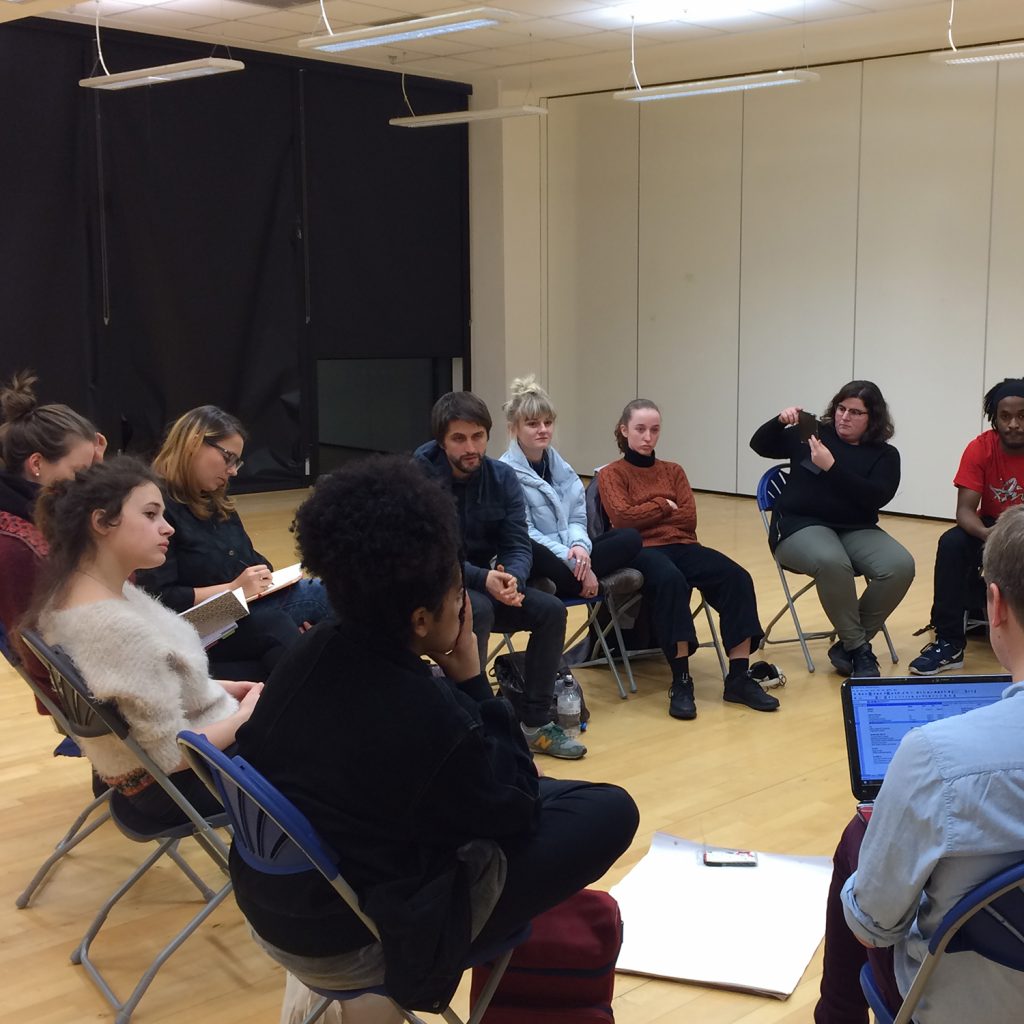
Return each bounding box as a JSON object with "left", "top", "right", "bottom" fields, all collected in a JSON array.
[{"left": 557, "top": 674, "right": 582, "bottom": 737}]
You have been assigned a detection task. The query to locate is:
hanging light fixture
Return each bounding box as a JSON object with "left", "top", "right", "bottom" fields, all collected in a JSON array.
[
  {"left": 614, "top": 69, "right": 819, "bottom": 101},
  {"left": 930, "top": 40, "right": 1024, "bottom": 64},
  {"left": 299, "top": 7, "right": 516, "bottom": 54},
  {"left": 79, "top": 2, "right": 244, "bottom": 90}
]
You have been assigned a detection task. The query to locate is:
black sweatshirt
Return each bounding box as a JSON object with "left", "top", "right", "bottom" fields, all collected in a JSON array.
[{"left": 749, "top": 416, "right": 901, "bottom": 550}]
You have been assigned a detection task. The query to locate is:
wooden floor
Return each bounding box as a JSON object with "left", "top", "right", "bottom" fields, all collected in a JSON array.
[{"left": 0, "top": 490, "right": 1002, "bottom": 1024}]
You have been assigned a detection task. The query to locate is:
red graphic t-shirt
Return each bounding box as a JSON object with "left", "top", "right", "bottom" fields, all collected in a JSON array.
[{"left": 954, "top": 430, "right": 1024, "bottom": 520}]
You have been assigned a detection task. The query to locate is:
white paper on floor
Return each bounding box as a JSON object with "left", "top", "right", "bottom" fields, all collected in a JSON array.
[{"left": 609, "top": 831, "right": 832, "bottom": 999}]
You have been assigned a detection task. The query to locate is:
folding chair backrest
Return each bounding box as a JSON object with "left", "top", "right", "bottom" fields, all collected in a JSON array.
[
  {"left": 178, "top": 730, "right": 379, "bottom": 938},
  {"left": 943, "top": 858, "right": 1024, "bottom": 969},
  {"left": 0, "top": 620, "right": 17, "bottom": 668},
  {"left": 756, "top": 464, "right": 789, "bottom": 533},
  {"left": 20, "top": 628, "right": 115, "bottom": 741},
  {"left": 585, "top": 473, "right": 610, "bottom": 542}
]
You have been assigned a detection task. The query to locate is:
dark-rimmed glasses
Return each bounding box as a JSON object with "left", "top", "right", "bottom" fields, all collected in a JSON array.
[{"left": 203, "top": 437, "right": 244, "bottom": 471}]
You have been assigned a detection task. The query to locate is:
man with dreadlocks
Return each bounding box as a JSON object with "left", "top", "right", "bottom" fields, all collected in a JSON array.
[{"left": 911, "top": 378, "right": 1024, "bottom": 674}]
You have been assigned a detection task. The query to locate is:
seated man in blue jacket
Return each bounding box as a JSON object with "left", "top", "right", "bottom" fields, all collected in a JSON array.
[{"left": 415, "top": 392, "right": 581, "bottom": 759}]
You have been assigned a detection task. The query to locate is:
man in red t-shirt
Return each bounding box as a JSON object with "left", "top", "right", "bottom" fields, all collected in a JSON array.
[{"left": 911, "top": 378, "right": 1024, "bottom": 674}]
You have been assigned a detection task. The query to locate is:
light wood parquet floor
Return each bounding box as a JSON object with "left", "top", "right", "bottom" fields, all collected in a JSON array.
[{"left": 0, "top": 489, "right": 1002, "bottom": 1024}]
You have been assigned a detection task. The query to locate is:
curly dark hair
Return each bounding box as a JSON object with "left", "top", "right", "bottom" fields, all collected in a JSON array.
[
  {"left": 821, "top": 381, "right": 894, "bottom": 444},
  {"left": 31, "top": 456, "right": 159, "bottom": 617},
  {"left": 293, "top": 455, "right": 461, "bottom": 644},
  {"left": 614, "top": 399, "right": 660, "bottom": 454},
  {"left": 983, "top": 378, "right": 1024, "bottom": 426},
  {"left": 431, "top": 392, "right": 492, "bottom": 444}
]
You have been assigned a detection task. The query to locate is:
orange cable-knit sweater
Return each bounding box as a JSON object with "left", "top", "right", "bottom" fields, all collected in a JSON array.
[{"left": 598, "top": 456, "right": 698, "bottom": 547}]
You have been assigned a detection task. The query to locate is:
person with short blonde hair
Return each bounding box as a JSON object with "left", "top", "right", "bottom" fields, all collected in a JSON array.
[{"left": 500, "top": 375, "right": 641, "bottom": 600}]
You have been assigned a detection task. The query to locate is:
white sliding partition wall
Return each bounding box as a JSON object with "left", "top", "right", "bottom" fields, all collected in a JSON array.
[
  {"left": 532, "top": 50, "right": 1024, "bottom": 517},
  {"left": 854, "top": 55, "right": 997, "bottom": 517},
  {"left": 736, "top": 63, "right": 863, "bottom": 495},
  {"left": 637, "top": 94, "right": 743, "bottom": 492},
  {"left": 546, "top": 92, "right": 639, "bottom": 474},
  {"left": 987, "top": 61, "right": 1024, "bottom": 392}
]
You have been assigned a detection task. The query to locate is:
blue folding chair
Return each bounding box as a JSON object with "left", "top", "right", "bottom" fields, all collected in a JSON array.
[
  {"left": 20, "top": 629, "right": 232, "bottom": 1024},
  {"left": 1, "top": 621, "right": 112, "bottom": 909},
  {"left": 178, "top": 729, "right": 529, "bottom": 1024},
  {"left": 756, "top": 464, "right": 898, "bottom": 673},
  {"left": 860, "top": 857, "right": 1024, "bottom": 1024}
]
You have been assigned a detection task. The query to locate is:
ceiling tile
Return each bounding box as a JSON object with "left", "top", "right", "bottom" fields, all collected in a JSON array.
[
  {"left": 106, "top": 6, "right": 221, "bottom": 28},
  {"left": 242, "top": 8, "right": 321, "bottom": 29},
  {"left": 159, "top": 0, "right": 267, "bottom": 17},
  {"left": 202, "top": 16, "right": 290, "bottom": 37}
]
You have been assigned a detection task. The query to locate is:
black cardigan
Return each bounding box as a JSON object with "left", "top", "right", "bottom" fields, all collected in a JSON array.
[
  {"left": 135, "top": 495, "right": 270, "bottom": 611},
  {"left": 749, "top": 416, "right": 901, "bottom": 550},
  {"left": 229, "top": 620, "right": 539, "bottom": 1006}
]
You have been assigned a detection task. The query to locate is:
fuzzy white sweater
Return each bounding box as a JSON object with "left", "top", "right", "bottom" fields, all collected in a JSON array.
[{"left": 39, "top": 583, "right": 237, "bottom": 791}]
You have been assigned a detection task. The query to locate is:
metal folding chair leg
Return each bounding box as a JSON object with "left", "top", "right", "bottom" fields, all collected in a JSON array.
[{"left": 16, "top": 788, "right": 112, "bottom": 908}]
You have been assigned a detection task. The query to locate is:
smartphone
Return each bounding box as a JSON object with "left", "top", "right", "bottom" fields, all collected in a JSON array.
[
  {"left": 798, "top": 410, "right": 820, "bottom": 442},
  {"left": 703, "top": 848, "right": 758, "bottom": 867}
]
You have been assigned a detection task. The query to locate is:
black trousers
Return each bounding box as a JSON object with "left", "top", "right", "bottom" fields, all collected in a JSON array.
[
  {"left": 470, "top": 587, "right": 567, "bottom": 727},
  {"left": 529, "top": 528, "right": 643, "bottom": 598},
  {"left": 929, "top": 524, "right": 989, "bottom": 644},
  {"left": 630, "top": 543, "right": 764, "bottom": 660},
  {"left": 470, "top": 778, "right": 639, "bottom": 950},
  {"left": 127, "top": 766, "right": 226, "bottom": 829}
]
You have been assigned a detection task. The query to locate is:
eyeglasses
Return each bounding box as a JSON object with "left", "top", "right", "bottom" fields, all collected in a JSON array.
[
  {"left": 203, "top": 437, "right": 244, "bottom": 471},
  {"left": 835, "top": 403, "right": 868, "bottom": 419}
]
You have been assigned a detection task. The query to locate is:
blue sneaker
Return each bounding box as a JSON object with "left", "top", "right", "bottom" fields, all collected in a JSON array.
[{"left": 909, "top": 639, "right": 965, "bottom": 675}]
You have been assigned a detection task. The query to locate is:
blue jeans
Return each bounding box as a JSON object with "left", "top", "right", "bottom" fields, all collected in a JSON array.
[{"left": 264, "top": 578, "right": 332, "bottom": 627}]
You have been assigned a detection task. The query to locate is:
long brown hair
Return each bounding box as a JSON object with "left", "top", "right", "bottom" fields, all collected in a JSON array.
[
  {"left": 30, "top": 456, "right": 158, "bottom": 618},
  {"left": 0, "top": 370, "right": 97, "bottom": 476},
  {"left": 152, "top": 406, "right": 246, "bottom": 521}
]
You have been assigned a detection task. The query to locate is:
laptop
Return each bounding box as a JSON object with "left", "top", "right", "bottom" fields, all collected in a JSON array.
[{"left": 841, "top": 675, "right": 1011, "bottom": 803}]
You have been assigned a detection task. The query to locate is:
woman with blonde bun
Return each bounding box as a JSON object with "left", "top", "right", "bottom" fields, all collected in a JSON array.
[{"left": 500, "top": 376, "right": 642, "bottom": 599}]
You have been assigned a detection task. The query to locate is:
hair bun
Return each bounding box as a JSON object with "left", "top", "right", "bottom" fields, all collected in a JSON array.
[
  {"left": 0, "top": 370, "right": 40, "bottom": 425},
  {"left": 509, "top": 375, "right": 541, "bottom": 399}
]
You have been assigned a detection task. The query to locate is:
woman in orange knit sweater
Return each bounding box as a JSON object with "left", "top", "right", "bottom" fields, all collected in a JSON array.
[{"left": 598, "top": 399, "right": 779, "bottom": 719}]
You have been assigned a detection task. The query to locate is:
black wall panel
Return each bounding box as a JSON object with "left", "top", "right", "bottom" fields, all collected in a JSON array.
[{"left": 0, "top": 19, "right": 470, "bottom": 490}]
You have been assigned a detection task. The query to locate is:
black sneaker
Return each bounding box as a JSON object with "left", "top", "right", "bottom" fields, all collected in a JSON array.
[
  {"left": 668, "top": 676, "right": 697, "bottom": 719},
  {"left": 828, "top": 641, "right": 854, "bottom": 676},
  {"left": 723, "top": 671, "right": 780, "bottom": 712},
  {"left": 850, "top": 642, "right": 880, "bottom": 678}
]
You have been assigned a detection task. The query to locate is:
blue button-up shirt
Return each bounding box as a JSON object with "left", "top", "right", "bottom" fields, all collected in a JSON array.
[{"left": 841, "top": 681, "right": 1024, "bottom": 1022}]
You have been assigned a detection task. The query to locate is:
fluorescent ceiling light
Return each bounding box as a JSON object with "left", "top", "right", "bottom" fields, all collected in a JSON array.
[
  {"left": 79, "top": 57, "right": 245, "bottom": 90},
  {"left": 389, "top": 105, "right": 547, "bottom": 128},
  {"left": 930, "top": 41, "right": 1024, "bottom": 64},
  {"left": 614, "top": 69, "right": 819, "bottom": 101},
  {"left": 298, "top": 7, "right": 516, "bottom": 54}
]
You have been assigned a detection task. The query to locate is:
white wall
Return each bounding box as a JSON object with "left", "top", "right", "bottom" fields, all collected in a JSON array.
[{"left": 487, "top": 52, "right": 1024, "bottom": 518}]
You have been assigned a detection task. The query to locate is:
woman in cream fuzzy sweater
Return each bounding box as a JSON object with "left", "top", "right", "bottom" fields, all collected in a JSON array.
[{"left": 33, "top": 456, "right": 261, "bottom": 827}]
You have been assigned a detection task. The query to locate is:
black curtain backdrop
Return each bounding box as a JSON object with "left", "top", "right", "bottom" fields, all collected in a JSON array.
[{"left": 0, "top": 19, "right": 470, "bottom": 491}]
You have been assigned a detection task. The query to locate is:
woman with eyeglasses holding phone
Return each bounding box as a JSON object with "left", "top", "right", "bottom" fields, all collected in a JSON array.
[
  {"left": 750, "top": 380, "right": 915, "bottom": 678},
  {"left": 136, "top": 405, "right": 329, "bottom": 677}
]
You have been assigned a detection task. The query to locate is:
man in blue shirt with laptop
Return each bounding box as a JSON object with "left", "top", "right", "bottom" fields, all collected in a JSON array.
[{"left": 816, "top": 504, "right": 1024, "bottom": 1023}]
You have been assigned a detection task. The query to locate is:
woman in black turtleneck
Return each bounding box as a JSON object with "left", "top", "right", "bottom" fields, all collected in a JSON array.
[
  {"left": 750, "top": 379, "right": 915, "bottom": 678},
  {"left": 0, "top": 371, "right": 102, "bottom": 710}
]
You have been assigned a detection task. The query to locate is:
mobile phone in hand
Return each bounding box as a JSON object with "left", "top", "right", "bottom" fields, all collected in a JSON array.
[{"left": 798, "top": 410, "right": 820, "bottom": 443}]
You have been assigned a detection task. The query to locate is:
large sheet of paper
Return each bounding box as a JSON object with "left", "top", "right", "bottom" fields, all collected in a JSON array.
[{"left": 610, "top": 831, "right": 832, "bottom": 998}]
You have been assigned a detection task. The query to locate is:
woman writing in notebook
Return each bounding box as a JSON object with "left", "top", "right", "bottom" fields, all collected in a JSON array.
[
  {"left": 136, "top": 405, "right": 329, "bottom": 677},
  {"left": 33, "top": 457, "right": 262, "bottom": 826}
]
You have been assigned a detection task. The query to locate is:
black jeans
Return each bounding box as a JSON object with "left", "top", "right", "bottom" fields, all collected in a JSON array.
[
  {"left": 470, "top": 778, "right": 639, "bottom": 950},
  {"left": 630, "top": 543, "right": 764, "bottom": 660},
  {"left": 207, "top": 599, "right": 302, "bottom": 680},
  {"left": 529, "top": 528, "right": 643, "bottom": 598},
  {"left": 127, "top": 767, "right": 226, "bottom": 829},
  {"left": 929, "top": 524, "right": 989, "bottom": 645},
  {"left": 470, "top": 587, "right": 567, "bottom": 727}
]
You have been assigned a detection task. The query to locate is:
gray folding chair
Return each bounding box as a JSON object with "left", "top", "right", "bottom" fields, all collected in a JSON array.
[
  {"left": 1, "top": 622, "right": 112, "bottom": 910},
  {"left": 20, "top": 628, "right": 232, "bottom": 1024},
  {"left": 756, "top": 464, "right": 898, "bottom": 673}
]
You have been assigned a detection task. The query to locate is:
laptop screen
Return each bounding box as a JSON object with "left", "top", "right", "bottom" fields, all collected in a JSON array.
[{"left": 841, "top": 675, "right": 1011, "bottom": 801}]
